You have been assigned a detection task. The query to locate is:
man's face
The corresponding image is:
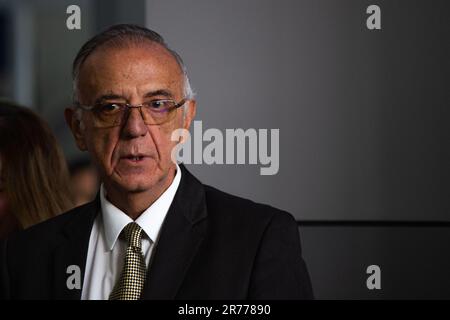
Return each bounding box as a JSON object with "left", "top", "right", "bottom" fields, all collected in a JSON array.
[{"left": 67, "top": 43, "right": 195, "bottom": 194}]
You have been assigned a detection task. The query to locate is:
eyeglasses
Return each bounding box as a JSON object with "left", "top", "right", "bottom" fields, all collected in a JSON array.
[{"left": 75, "top": 98, "right": 187, "bottom": 128}]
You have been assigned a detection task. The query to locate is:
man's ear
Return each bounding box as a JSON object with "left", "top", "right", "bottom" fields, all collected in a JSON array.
[
  {"left": 183, "top": 100, "right": 196, "bottom": 131},
  {"left": 64, "top": 107, "right": 87, "bottom": 151}
]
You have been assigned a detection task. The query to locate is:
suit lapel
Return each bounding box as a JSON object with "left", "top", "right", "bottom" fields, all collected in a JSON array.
[
  {"left": 50, "top": 165, "right": 207, "bottom": 300},
  {"left": 141, "top": 165, "right": 208, "bottom": 299},
  {"left": 52, "top": 197, "right": 99, "bottom": 300}
]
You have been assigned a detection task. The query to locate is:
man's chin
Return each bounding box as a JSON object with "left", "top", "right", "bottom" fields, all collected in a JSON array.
[
  {"left": 105, "top": 166, "right": 174, "bottom": 195},
  {"left": 114, "top": 179, "right": 156, "bottom": 194}
]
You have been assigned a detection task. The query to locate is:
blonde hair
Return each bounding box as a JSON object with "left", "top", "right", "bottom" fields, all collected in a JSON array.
[{"left": 0, "top": 101, "right": 73, "bottom": 229}]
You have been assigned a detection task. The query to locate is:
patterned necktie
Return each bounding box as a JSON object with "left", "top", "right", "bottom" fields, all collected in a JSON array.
[{"left": 109, "top": 222, "right": 147, "bottom": 300}]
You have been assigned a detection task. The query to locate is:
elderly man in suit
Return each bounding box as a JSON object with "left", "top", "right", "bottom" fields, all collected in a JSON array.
[{"left": 0, "top": 24, "right": 313, "bottom": 300}]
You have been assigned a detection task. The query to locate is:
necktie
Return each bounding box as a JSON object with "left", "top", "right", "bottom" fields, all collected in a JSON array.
[{"left": 109, "top": 222, "right": 147, "bottom": 300}]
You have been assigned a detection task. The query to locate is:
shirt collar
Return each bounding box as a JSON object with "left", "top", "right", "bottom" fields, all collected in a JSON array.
[{"left": 100, "top": 163, "right": 182, "bottom": 251}]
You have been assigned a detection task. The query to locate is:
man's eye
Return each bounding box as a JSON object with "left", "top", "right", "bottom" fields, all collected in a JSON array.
[
  {"left": 148, "top": 100, "right": 173, "bottom": 110},
  {"left": 98, "top": 103, "right": 122, "bottom": 113}
]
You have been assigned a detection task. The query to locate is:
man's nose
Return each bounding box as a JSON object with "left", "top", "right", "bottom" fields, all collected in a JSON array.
[{"left": 122, "top": 106, "right": 148, "bottom": 138}]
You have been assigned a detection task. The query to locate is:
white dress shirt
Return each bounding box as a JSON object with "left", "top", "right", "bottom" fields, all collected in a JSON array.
[{"left": 81, "top": 164, "right": 181, "bottom": 300}]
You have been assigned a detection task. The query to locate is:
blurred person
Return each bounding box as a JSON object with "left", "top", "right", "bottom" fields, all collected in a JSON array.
[
  {"left": 69, "top": 158, "right": 99, "bottom": 206},
  {"left": 0, "top": 101, "right": 73, "bottom": 239},
  {"left": 0, "top": 25, "right": 313, "bottom": 300}
]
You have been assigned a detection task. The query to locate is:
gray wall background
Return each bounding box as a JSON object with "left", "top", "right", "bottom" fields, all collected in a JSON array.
[
  {"left": 147, "top": 0, "right": 449, "bottom": 221},
  {"left": 300, "top": 224, "right": 450, "bottom": 299}
]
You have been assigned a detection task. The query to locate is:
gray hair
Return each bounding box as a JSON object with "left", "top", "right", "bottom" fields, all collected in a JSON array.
[{"left": 72, "top": 24, "right": 195, "bottom": 105}]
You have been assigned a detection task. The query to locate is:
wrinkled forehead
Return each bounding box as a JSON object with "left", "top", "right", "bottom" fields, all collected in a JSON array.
[
  {"left": 77, "top": 41, "right": 184, "bottom": 101},
  {"left": 81, "top": 38, "right": 184, "bottom": 74}
]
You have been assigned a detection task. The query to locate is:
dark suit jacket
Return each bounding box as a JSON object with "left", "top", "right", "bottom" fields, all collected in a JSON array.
[{"left": 0, "top": 165, "right": 313, "bottom": 299}]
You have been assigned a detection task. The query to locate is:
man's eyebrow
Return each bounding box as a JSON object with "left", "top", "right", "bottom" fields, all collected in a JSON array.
[
  {"left": 94, "top": 94, "right": 126, "bottom": 105},
  {"left": 92, "top": 90, "right": 175, "bottom": 105},
  {"left": 143, "top": 90, "right": 174, "bottom": 99}
]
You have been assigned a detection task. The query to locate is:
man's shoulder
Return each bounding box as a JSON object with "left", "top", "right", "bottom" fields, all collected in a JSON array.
[
  {"left": 202, "top": 184, "right": 298, "bottom": 230},
  {"left": 180, "top": 165, "right": 297, "bottom": 230}
]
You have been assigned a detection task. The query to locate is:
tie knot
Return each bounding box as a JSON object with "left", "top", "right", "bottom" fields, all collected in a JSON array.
[{"left": 121, "top": 222, "right": 143, "bottom": 248}]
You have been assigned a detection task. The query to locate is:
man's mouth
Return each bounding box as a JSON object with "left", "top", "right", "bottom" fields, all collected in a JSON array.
[
  {"left": 127, "top": 156, "right": 144, "bottom": 161},
  {"left": 121, "top": 154, "right": 148, "bottom": 162}
]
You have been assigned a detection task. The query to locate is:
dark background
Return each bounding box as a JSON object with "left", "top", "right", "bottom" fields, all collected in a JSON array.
[{"left": 0, "top": 0, "right": 448, "bottom": 298}]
